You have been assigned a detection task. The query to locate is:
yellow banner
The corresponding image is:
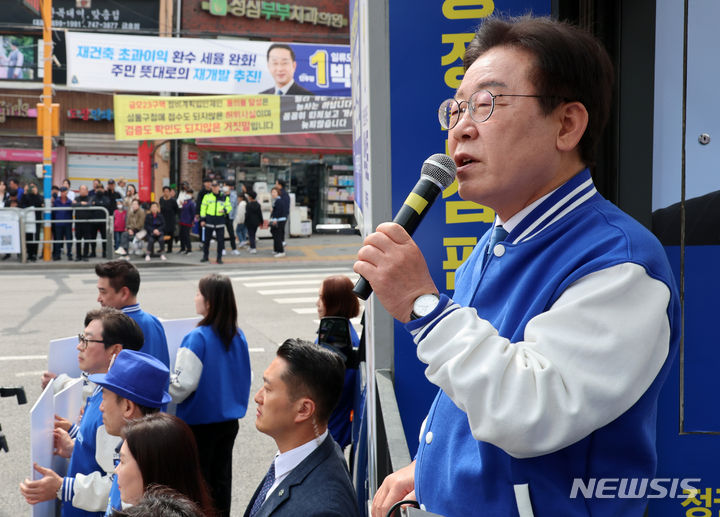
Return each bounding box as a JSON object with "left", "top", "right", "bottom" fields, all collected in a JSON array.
[{"left": 113, "top": 94, "right": 281, "bottom": 141}]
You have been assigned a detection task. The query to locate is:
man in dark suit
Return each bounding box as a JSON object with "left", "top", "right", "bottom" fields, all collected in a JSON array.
[
  {"left": 245, "top": 339, "right": 360, "bottom": 517},
  {"left": 260, "top": 44, "right": 314, "bottom": 96}
]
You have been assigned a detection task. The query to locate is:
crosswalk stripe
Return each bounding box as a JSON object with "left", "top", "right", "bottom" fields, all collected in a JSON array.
[
  {"left": 292, "top": 308, "right": 319, "bottom": 314},
  {"left": 234, "top": 273, "right": 355, "bottom": 282},
  {"left": 0, "top": 355, "right": 47, "bottom": 361},
  {"left": 230, "top": 267, "right": 351, "bottom": 278},
  {"left": 273, "top": 297, "right": 318, "bottom": 304},
  {"left": 244, "top": 279, "right": 329, "bottom": 287},
  {"left": 258, "top": 287, "right": 320, "bottom": 295}
]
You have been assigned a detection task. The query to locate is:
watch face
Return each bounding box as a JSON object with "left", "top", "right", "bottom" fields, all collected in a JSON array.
[{"left": 414, "top": 294, "right": 439, "bottom": 318}]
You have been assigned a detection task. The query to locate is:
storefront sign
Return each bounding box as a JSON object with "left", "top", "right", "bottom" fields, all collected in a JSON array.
[
  {"left": 67, "top": 108, "right": 114, "bottom": 121},
  {"left": 187, "top": 150, "right": 199, "bottom": 161},
  {"left": 113, "top": 94, "right": 351, "bottom": 140},
  {"left": 0, "top": 99, "right": 32, "bottom": 122},
  {"left": 0, "top": 148, "right": 56, "bottom": 162},
  {"left": 11, "top": 0, "right": 160, "bottom": 31},
  {"left": 66, "top": 32, "right": 351, "bottom": 96},
  {"left": 200, "top": 0, "right": 348, "bottom": 28}
]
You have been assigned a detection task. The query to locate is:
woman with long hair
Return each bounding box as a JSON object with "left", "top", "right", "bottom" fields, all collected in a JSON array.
[
  {"left": 170, "top": 274, "right": 252, "bottom": 517},
  {"left": 116, "top": 413, "right": 214, "bottom": 515},
  {"left": 316, "top": 275, "right": 361, "bottom": 449}
]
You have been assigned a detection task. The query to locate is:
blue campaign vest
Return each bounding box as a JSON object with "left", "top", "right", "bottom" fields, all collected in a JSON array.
[
  {"left": 413, "top": 170, "right": 681, "bottom": 517},
  {"left": 64, "top": 388, "right": 105, "bottom": 517},
  {"left": 122, "top": 305, "right": 170, "bottom": 367},
  {"left": 176, "top": 325, "right": 252, "bottom": 425}
]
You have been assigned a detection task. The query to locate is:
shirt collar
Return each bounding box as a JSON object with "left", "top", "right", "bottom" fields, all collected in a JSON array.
[
  {"left": 121, "top": 304, "right": 140, "bottom": 314},
  {"left": 276, "top": 80, "right": 295, "bottom": 95},
  {"left": 495, "top": 168, "right": 597, "bottom": 245},
  {"left": 273, "top": 429, "right": 328, "bottom": 481}
]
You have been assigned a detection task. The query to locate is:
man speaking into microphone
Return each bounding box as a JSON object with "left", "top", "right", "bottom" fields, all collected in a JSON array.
[{"left": 355, "top": 15, "right": 680, "bottom": 517}]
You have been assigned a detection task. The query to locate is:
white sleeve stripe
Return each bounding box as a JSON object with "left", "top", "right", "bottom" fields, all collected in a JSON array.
[
  {"left": 169, "top": 347, "right": 203, "bottom": 404},
  {"left": 416, "top": 263, "right": 672, "bottom": 458}
]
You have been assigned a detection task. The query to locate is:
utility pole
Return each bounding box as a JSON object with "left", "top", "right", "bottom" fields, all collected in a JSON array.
[{"left": 40, "top": 0, "right": 55, "bottom": 261}]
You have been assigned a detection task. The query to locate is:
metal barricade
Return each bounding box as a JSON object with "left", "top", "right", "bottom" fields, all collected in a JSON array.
[{"left": 0, "top": 206, "right": 113, "bottom": 263}]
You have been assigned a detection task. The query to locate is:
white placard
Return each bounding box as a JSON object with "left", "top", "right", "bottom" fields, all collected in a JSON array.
[
  {"left": 48, "top": 336, "right": 81, "bottom": 379},
  {"left": 52, "top": 379, "right": 84, "bottom": 478},
  {"left": 161, "top": 317, "right": 200, "bottom": 415},
  {"left": 161, "top": 317, "right": 201, "bottom": 374},
  {"left": 30, "top": 379, "right": 56, "bottom": 517},
  {"left": 0, "top": 210, "right": 22, "bottom": 254}
]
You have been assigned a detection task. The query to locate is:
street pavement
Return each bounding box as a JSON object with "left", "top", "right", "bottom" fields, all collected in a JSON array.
[{"left": 0, "top": 232, "right": 363, "bottom": 516}]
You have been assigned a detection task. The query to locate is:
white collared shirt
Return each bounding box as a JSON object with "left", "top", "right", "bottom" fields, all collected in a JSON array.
[
  {"left": 263, "top": 430, "right": 328, "bottom": 503},
  {"left": 495, "top": 188, "right": 555, "bottom": 234},
  {"left": 276, "top": 80, "right": 295, "bottom": 95}
]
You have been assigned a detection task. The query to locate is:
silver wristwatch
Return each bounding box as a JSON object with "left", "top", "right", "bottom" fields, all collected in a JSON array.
[{"left": 410, "top": 293, "right": 440, "bottom": 320}]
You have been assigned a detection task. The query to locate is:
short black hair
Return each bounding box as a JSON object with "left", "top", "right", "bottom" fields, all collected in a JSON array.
[
  {"left": 114, "top": 392, "right": 160, "bottom": 417},
  {"left": 276, "top": 179, "right": 286, "bottom": 189},
  {"left": 162, "top": 186, "right": 170, "bottom": 191},
  {"left": 95, "top": 260, "right": 141, "bottom": 297},
  {"left": 84, "top": 307, "right": 144, "bottom": 351},
  {"left": 267, "top": 43, "right": 295, "bottom": 62},
  {"left": 276, "top": 339, "right": 345, "bottom": 423}
]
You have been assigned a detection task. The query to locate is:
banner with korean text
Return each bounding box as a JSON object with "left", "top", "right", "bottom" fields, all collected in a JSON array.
[
  {"left": 114, "top": 94, "right": 351, "bottom": 140},
  {"left": 66, "top": 32, "right": 351, "bottom": 96}
]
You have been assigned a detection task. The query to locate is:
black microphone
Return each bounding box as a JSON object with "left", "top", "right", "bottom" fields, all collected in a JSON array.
[{"left": 353, "top": 153, "right": 457, "bottom": 300}]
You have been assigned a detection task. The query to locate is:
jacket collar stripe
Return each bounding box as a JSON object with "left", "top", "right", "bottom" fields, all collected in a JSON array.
[
  {"left": 519, "top": 187, "right": 598, "bottom": 243},
  {"left": 510, "top": 172, "right": 595, "bottom": 245}
]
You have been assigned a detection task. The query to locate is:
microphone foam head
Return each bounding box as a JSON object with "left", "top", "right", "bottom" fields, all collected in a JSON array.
[{"left": 422, "top": 154, "right": 457, "bottom": 189}]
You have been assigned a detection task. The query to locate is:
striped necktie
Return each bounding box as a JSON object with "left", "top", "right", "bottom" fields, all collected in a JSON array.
[{"left": 249, "top": 461, "right": 276, "bottom": 517}]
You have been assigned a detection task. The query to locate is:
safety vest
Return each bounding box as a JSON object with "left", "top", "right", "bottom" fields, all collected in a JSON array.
[{"left": 200, "top": 192, "right": 231, "bottom": 222}]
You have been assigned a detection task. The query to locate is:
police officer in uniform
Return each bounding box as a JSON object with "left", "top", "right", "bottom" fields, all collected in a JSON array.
[{"left": 199, "top": 181, "right": 232, "bottom": 264}]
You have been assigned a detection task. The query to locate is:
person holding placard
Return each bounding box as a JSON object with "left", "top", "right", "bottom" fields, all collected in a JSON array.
[{"left": 20, "top": 308, "right": 144, "bottom": 517}]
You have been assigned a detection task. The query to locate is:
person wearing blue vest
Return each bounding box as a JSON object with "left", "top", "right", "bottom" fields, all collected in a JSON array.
[
  {"left": 93, "top": 260, "right": 170, "bottom": 368},
  {"left": 356, "top": 16, "right": 681, "bottom": 517},
  {"left": 85, "top": 349, "right": 170, "bottom": 516},
  {"left": 170, "top": 273, "right": 252, "bottom": 517},
  {"left": 20, "top": 308, "right": 144, "bottom": 516}
]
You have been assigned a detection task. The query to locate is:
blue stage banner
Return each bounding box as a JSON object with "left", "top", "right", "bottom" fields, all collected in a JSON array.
[{"left": 389, "top": 0, "right": 551, "bottom": 456}]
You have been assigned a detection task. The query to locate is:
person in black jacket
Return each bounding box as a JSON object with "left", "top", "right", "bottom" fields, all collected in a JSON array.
[
  {"left": 269, "top": 187, "right": 287, "bottom": 257},
  {"left": 159, "top": 186, "right": 179, "bottom": 253},
  {"left": 106, "top": 179, "right": 122, "bottom": 213},
  {"left": 245, "top": 191, "right": 263, "bottom": 254},
  {"left": 144, "top": 201, "right": 167, "bottom": 261},
  {"left": 19, "top": 182, "right": 44, "bottom": 261},
  {"left": 72, "top": 184, "right": 93, "bottom": 261},
  {"left": 89, "top": 183, "right": 113, "bottom": 258}
]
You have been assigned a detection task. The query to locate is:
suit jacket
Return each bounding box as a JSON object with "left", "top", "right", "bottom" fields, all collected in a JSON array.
[
  {"left": 244, "top": 435, "right": 360, "bottom": 517},
  {"left": 260, "top": 82, "right": 314, "bottom": 96}
]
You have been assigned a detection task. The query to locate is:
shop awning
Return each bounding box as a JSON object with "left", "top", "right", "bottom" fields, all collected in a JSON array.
[{"left": 195, "top": 132, "right": 353, "bottom": 154}]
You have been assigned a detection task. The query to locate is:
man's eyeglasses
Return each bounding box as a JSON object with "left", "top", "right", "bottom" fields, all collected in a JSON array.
[
  {"left": 78, "top": 333, "right": 105, "bottom": 350},
  {"left": 438, "top": 89, "right": 564, "bottom": 130}
]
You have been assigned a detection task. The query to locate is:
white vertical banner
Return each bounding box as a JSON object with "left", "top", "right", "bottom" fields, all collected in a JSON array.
[
  {"left": 30, "top": 379, "right": 56, "bottom": 517},
  {"left": 52, "top": 379, "right": 84, "bottom": 477}
]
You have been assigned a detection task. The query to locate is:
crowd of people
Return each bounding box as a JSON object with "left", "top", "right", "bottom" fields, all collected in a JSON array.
[
  {"left": 19, "top": 259, "right": 362, "bottom": 517},
  {"left": 0, "top": 174, "right": 291, "bottom": 263}
]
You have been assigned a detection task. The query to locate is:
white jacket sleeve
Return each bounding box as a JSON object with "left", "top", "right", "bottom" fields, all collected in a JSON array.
[
  {"left": 413, "top": 262, "right": 671, "bottom": 458},
  {"left": 70, "top": 425, "right": 120, "bottom": 512},
  {"left": 169, "top": 347, "right": 203, "bottom": 403}
]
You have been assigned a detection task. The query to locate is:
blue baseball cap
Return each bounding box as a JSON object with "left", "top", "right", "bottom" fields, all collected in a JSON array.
[{"left": 89, "top": 350, "right": 171, "bottom": 408}]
